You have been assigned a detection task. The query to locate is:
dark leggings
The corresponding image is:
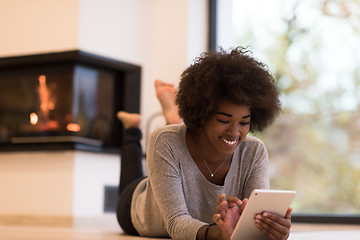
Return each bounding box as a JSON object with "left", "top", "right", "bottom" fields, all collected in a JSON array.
[{"left": 116, "top": 127, "right": 145, "bottom": 235}]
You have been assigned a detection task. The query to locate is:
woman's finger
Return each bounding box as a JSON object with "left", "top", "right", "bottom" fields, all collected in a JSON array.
[
  {"left": 284, "top": 208, "right": 293, "bottom": 220},
  {"left": 217, "top": 193, "right": 226, "bottom": 205},
  {"left": 240, "top": 198, "right": 248, "bottom": 213},
  {"left": 212, "top": 213, "right": 224, "bottom": 228},
  {"left": 216, "top": 200, "right": 228, "bottom": 219},
  {"left": 226, "top": 196, "right": 242, "bottom": 208}
]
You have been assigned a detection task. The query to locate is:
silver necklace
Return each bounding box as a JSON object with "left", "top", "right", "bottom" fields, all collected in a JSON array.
[{"left": 197, "top": 142, "right": 227, "bottom": 177}]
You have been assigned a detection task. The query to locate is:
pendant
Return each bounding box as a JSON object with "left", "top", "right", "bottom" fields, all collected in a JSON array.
[{"left": 211, "top": 174, "right": 214, "bottom": 177}]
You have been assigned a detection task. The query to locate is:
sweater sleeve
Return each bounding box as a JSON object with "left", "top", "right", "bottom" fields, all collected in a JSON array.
[{"left": 145, "top": 128, "right": 206, "bottom": 240}]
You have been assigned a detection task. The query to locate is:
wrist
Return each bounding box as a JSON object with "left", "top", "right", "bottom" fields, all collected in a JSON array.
[
  {"left": 206, "top": 223, "right": 229, "bottom": 240},
  {"left": 204, "top": 223, "right": 216, "bottom": 240}
]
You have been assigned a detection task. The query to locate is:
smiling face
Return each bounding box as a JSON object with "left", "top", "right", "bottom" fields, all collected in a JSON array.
[{"left": 200, "top": 101, "right": 251, "bottom": 158}]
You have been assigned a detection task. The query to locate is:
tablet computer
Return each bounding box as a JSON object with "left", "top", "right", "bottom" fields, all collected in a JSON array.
[{"left": 230, "top": 189, "right": 296, "bottom": 240}]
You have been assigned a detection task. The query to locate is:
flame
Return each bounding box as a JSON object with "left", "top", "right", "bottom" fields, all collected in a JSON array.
[
  {"left": 38, "top": 75, "right": 50, "bottom": 118},
  {"left": 38, "top": 75, "right": 56, "bottom": 115},
  {"left": 48, "top": 102, "right": 55, "bottom": 110},
  {"left": 30, "top": 112, "right": 38, "bottom": 125},
  {"left": 67, "top": 123, "right": 81, "bottom": 132}
]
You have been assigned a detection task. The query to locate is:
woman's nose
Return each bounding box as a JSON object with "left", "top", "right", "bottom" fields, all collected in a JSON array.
[{"left": 227, "top": 124, "right": 241, "bottom": 136}]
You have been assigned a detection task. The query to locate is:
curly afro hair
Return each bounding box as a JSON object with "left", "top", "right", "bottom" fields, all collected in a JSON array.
[{"left": 176, "top": 47, "right": 281, "bottom": 133}]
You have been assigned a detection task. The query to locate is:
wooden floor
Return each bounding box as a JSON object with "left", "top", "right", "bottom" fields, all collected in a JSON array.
[{"left": 1, "top": 214, "right": 360, "bottom": 240}]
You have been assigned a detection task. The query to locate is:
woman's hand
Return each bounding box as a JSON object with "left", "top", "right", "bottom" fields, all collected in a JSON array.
[
  {"left": 255, "top": 207, "right": 293, "bottom": 240},
  {"left": 212, "top": 194, "right": 248, "bottom": 239}
]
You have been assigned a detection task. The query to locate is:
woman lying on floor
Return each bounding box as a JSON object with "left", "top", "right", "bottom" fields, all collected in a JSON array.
[{"left": 116, "top": 47, "right": 292, "bottom": 240}]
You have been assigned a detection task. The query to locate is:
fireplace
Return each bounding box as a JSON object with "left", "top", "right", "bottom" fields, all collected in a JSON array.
[{"left": 0, "top": 51, "right": 141, "bottom": 152}]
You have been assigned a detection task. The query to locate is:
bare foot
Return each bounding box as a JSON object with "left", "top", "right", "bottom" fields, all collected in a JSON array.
[
  {"left": 117, "top": 111, "right": 141, "bottom": 129},
  {"left": 154, "top": 79, "right": 183, "bottom": 124}
]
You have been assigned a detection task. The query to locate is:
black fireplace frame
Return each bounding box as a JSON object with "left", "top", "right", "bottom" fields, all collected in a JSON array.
[{"left": 0, "top": 50, "right": 141, "bottom": 152}]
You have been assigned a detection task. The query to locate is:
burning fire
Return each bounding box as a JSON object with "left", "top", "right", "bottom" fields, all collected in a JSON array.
[
  {"left": 29, "top": 112, "right": 38, "bottom": 125},
  {"left": 38, "top": 75, "right": 54, "bottom": 118},
  {"left": 66, "top": 123, "right": 81, "bottom": 132},
  {"left": 29, "top": 75, "right": 80, "bottom": 133}
]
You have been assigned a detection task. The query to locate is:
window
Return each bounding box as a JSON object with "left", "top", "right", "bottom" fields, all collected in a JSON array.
[{"left": 214, "top": 0, "right": 360, "bottom": 222}]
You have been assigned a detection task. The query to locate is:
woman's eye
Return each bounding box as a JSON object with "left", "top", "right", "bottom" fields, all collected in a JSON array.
[
  {"left": 240, "top": 122, "right": 250, "bottom": 126},
  {"left": 218, "top": 119, "right": 229, "bottom": 124}
]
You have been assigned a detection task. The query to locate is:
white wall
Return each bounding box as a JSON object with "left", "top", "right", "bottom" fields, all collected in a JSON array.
[
  {"left": 78, "top": 0, "right": 145, "bottom": 65},
  {"left": 0, "top": 0, "right": 79, "bottom": 56}
]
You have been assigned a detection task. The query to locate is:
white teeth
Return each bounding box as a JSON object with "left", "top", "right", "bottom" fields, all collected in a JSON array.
[{"left": 222, "top": 138, "right": 237, "bottom": 145}]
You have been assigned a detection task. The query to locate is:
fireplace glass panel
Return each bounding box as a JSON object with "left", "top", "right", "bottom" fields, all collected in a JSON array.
[
  {"left": 0, "top": 64, "right": 116, "bottom": 148},
  {"left": 0, "top": 51, "right": 141, "bottom": 152}
]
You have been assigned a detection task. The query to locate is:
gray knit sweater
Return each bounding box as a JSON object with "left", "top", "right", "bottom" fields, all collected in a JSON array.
[{"left": 131, "top": 124, "right": 269, "bottom": 240}]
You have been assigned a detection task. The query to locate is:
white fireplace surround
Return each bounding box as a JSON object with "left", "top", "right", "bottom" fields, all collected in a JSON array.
[{"left": 0, "top": 150, "right": 120, "bottom": 219}]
